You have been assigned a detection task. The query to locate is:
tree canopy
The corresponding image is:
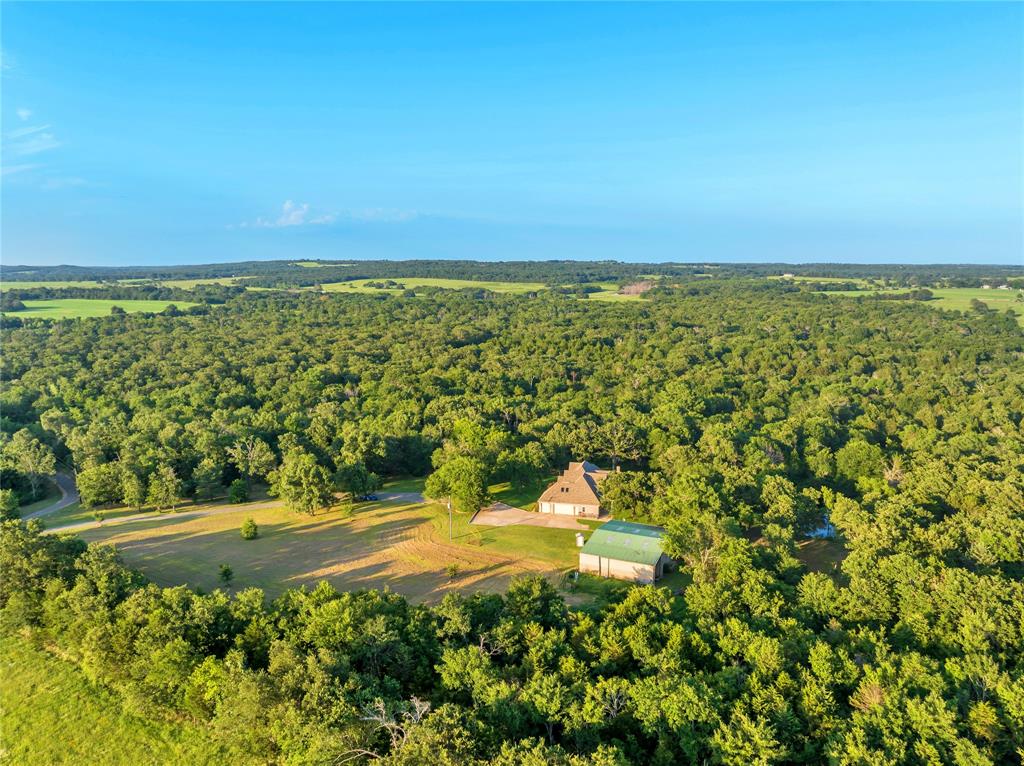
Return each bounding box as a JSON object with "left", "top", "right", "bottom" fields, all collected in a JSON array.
[{"left": 1, "top": 277, "right": 1022, "bottom": 764}]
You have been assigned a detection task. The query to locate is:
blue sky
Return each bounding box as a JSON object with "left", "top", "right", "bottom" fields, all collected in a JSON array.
[{"left": 2, "top": 2, "right": 1021, "bottom": 266}]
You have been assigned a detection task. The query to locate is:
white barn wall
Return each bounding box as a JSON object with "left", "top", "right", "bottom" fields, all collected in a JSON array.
[
  {"left": 578, "top": 553, "right": 656, "bottom": 584},
  {"left": 579, "top": 552, "right": 601, "bottom": 575}
]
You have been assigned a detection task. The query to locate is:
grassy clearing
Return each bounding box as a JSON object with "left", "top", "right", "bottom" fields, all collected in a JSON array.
[
  {"left": 796, "top": 537, "right": 847, "bottom": 575},
  {"left": 928, "top": 287, "right": 1022, "bottom": 316},
  {"left": 134, "top": 277, "right": 254, "bottom": 289},
  {"left": 769, "top": 275, "right": 875, "bottom": 287},
  {"left": 72, "top": 496, "right": 572, "bottom": 603},
  {"left": 4, "top": 299, "right": 198, "bottom": 319},
  {"left": 826, "top": 286, "right": 1023, "bottom": 326},
  {"left": 382, "top": 476, "right": 428, "bottom": 493},
  {"left": 587, "top": 290, "right": 644, "bottom": 302},
  {"left": 0, "top": 629, "right": 225, "bottom": 765},
  {"left": 291, "top": 261, "right": 325, "bottom": 267},
  {"left": 2, "top": 278, "right": 250, "bottom": 291},
  {"left": 44, "top": 501, "right": 141, "bottom": 527},
  {"left": 488, "top": 477, "right": 554, "bottom": 512},
  {"left": 577, "top": 282, "right": 645, "bottom": 302},
  {"left": 319, "top": 277, "right": 548, "bottom": 294}
]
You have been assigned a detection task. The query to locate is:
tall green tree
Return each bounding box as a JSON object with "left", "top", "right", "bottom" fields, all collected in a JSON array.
[
  {"left": 147, "top": 464, "right": 183, "bottom": 512},
  {"left": 227, "top": 436, "right": 276, "bottom": 490},
  {"left": 2, "top": 429, "right": 56, "bottom": 499},
  {"left": 268, "top": 448, "right": 334, "bottom": 515},
  {"left": 425, "top": 456, "right": 488, "bottom": 514}
]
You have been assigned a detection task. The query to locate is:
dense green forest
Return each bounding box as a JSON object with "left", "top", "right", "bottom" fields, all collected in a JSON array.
[{"left": 2, "top": 281, "right": 1022, "bottom": 764}]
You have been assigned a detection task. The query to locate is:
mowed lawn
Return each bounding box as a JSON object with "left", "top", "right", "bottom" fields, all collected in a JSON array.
[
  {"left": 5, "top": 299, "right": 198, "bottom": 319},
  {"left": 73, "top": 496, "right": 576, "bottom": 603},
  {"left": 0, "top": 632, "right": 226, "bottom": 765}
]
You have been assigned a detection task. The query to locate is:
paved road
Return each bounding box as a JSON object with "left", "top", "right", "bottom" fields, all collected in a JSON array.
[
  {"left": 377, "top": 491, "right": 426, "bottom": 504},
  {"left": 24, "top": 472, "right": 79, "bottom": 520}
]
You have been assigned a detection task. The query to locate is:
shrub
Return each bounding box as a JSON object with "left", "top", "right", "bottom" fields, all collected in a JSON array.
[
  {"left": 240, "top": 518, "right": 258, "bottom": 540},
  {"left": 218, "top": 564, "right": 233, "bottom": 587},
  {"left": 0, "top": 489, "right": 19, "bottom": 520},
  {"left": 228, "top": 479, "right": 248, "bottom": 504}
]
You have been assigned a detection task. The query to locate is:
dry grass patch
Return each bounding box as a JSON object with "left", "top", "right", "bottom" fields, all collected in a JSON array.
[{"left": 77, "top": 499, "right": 563, "bottom": 603}]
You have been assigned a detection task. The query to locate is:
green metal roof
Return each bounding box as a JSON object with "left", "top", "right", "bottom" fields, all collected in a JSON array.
[{"left": 580, "top": 520, "right": 666, "bottom": 566}]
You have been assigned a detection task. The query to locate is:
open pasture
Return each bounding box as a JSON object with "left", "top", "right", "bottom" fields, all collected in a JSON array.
[
  {"left": 826, "top": 285, "right": 1023, "bottom": 325},
  {"left": 4, "top": 299, "right": 199, "bottom": 319},
  {"left": 72, "top": 496, "right": 574, "bottom": 603}
]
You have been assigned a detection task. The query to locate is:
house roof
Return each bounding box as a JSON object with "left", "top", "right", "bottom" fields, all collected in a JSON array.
[
  {"left": 538, "top": 461, "right": 610, "bottom": 506},
  {"left": 579, "top": 520, "right": 667, "bottom": 566}
]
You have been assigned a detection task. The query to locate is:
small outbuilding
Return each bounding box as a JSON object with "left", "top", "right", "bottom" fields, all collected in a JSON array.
[{"left": 578, "top": 520, "right": 673, "bottom": 584}]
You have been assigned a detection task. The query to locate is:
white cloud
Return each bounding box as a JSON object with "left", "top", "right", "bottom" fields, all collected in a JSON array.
[
  {"left": 345, "top": 208, "right": 418, "bottom": 223},
  {"left": 40, "top": 176, "right": 87, "bottom": 190},
  {"left": 2, "top": 113, "right": 84, "bottom": 189},
  {"left": 6, "top": 124, "right": 60, "bottom": 156},
  {"left": 241, "top": 200, "right": 337, "bottom": 229},
  {"left": 8, "top": 124, "right": 51, "bottom": 139},
  {"left": 237, "top": 201, "right": 418, "bottom": 229},
  {"left": 1, "top": 163, "right": 39, "bottom": 177}
]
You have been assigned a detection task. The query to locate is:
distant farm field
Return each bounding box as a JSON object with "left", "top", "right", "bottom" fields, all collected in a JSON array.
[
  {"left": 826, "top": 286, "right": 1023, "bottom": 325},
  {"left": 4, "top": 299, "right": 198, "bottom": 319},
  {"left": 586, "top": 290, "right": 643, "bottom": 302},
  {"left": 70, "top": 496, "right": 571, "bottom": 603},
  {"left": 1, "top": 275, "right": 650, "bottom": 302},
  {"left": 0, "top": 280, "right": 110, "bottom": 290},
  {"left": 0, "top": 632, "right": 226, "bottom": 765},
  {"left": 320, "top": 277, "right": 548, "bottom": 294},
  {"left": 124, "top": 277, "right": 255, "bottom": 289}
]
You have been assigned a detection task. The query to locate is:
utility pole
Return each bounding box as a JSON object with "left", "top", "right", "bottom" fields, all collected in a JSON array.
[{"left": 448, "top": 499, "right": 453, "bottom": 541}]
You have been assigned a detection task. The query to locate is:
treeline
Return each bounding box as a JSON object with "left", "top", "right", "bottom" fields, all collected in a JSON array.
[
  {"left": 0, "top": 284, "right": 245, "bottom": 303},
  {"left": 1, "top": 285, "right": 1021, "bottom": 524},
  {"left": 4, "top": 259, "right": 1022, "bottom": 290},
  {"left": 1, "top": 282, "right": 1022, "bottom": 762}
]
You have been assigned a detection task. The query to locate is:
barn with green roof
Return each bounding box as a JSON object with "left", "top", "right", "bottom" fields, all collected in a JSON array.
[{"left": 578, "top": 520, "right": 673, "bottom": 583}]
